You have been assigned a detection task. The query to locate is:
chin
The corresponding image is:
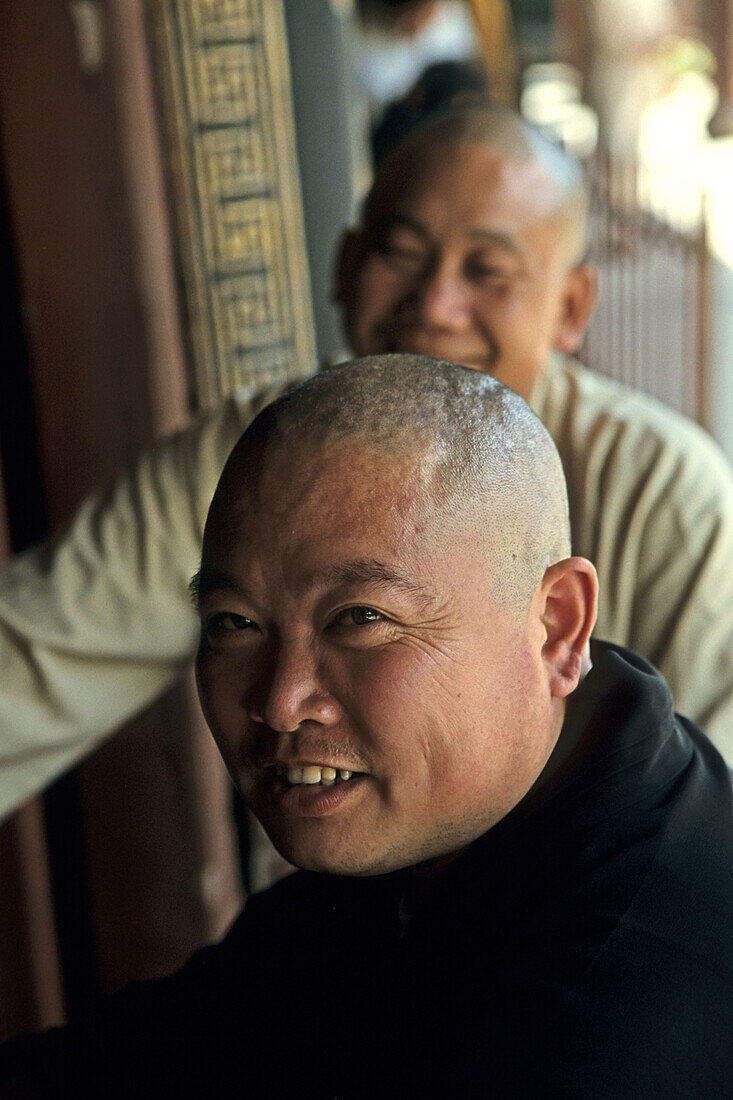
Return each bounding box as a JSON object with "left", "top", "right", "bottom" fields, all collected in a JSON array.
[
  {"left": 266, "top": 830, "right": 346, "bottom": 875},
  {"left": 280, "top": 847, "right": 377, "bottom": 877},
  {"left": 271, "top": 833, "right": 394, "bottom": 877}
]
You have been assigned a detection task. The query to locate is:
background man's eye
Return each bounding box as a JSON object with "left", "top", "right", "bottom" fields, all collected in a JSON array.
[
  {"left": 377, "top": 231, "right": 426, "bottom": 266},
  {"left": 468, "top": 261, "right": 509, "bottom": 281},
  {"left": 386, "top": 242, "right": 422, "bottom": 258}
]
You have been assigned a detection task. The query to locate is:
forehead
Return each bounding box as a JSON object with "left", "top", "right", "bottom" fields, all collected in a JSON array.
[
  {"left": 373, "top": 141, "right": 566, "bottom": 238},
  {"left": 205, "top": 439, "right": 445, "bottom": 568}
]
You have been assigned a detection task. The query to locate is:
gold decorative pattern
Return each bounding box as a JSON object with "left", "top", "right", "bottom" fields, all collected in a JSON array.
[
  {"left": 149, "top": 0, "right": 316, "bottom": 409},
  {"left": 190, "top": 0, "right": 258, "bottom": 43}
]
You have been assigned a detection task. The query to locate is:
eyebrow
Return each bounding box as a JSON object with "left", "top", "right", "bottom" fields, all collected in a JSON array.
[
  {"left": 189, "top": 559, "right": 436, "bottom": 610},
  {"left": 467, "top": 228, "right": 524, "bottom": 258},
  {"left": 376, "top": 213, "right": 430, "bottom": 241},
  {"left": 189, "top": 566, "right": 249, "bottom": 611},
  {"left": 378, "top": 214, "right": 524, "bottom": 260}
]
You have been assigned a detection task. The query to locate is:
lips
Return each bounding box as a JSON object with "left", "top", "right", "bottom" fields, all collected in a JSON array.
[{"left": 265, "top": 768, "right": 367, "bottom": 818}]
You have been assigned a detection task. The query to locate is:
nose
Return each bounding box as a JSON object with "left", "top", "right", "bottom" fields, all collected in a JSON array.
[
  {"left": 246, "top": 640, "right": 339, "bottom": 733},
  {"left": 414, "top": 258, "right": 472, "bottom": 331}
]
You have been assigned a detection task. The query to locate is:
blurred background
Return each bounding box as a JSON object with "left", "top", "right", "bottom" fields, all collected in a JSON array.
[{"left": 0, "top": 0, "right": 731, "bottom": 1041}]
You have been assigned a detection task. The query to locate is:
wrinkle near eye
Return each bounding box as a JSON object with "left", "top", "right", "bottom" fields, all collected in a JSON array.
[{"left": 391, "top": 631, "right": 463, "bottom": 666}]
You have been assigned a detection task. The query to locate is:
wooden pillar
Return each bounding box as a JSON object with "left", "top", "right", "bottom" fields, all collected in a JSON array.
[
  {"left": 552, "top": 0, "right": 591, "bottom": 81},
  {"left": 467, "top": 0, "right": 518, "bottom": 105},
  {"left": 0, "top": 801, "right": 65, "bottom": 1042},
  {"left": 708, "top": 0, "right": 733, "bottom": 137}
]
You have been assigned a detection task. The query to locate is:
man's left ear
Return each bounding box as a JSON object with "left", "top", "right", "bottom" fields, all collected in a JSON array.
[
  {"left": 539, "top": 557, "right": 598, "bottom": 698},
  {"left": 554, "top": 264, "right": 598, "bottom": 355}
]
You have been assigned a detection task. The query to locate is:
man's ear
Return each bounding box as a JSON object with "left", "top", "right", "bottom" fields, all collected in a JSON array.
[
  {"left": 553, "top": 264, "right": 598, "bottom": 355},
  {"left": 333, "top": 229, "right": 363, "bottom": 305},
  {"left": 539, "top": 557, "right": 598, "bottom": 698}
]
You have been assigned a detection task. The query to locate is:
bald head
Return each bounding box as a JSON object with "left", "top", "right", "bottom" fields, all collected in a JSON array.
[
  {"left": 364, "top": 102, "right": 590, "bottom": 265},
  {"left": 337, "top": 103, "right": 598, "bottom": 401},
  {"left": 197, "top": 354, "right": 597, "bottom": 876},
  {"left": 211, "top": 354, "right": 571, "bottom": 612}
]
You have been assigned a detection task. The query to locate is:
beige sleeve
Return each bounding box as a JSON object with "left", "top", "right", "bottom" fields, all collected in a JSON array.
[
  {"left": 631, "top": 450, "right": 733, "bottom": 756},
  {"left": 595, "top": 425, "right": 733, "bottom": 759},
  {"left": 540, "top": 359, "right": 733, "bottom": 759},
  {"left": 0, "top": 391, "right": 262, "bottom": 821}
]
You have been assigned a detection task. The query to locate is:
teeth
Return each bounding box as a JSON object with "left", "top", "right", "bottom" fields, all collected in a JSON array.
[{"left": 275, "top": 766, "right": 356, "bottom": 786}]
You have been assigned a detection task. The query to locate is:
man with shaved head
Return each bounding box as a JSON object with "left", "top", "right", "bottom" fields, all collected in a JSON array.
[
  {"left": 195, "top": 355, "right": 583, "bottom": 878},
  {"left": 2, "top": 356, "right": 731, "bottom": 1095},
  {"left": 0, "top": 102, "right": 731, "bottom": 822},
  {"left": 338, "top": 102, "right": 594, "bottom": 391}
]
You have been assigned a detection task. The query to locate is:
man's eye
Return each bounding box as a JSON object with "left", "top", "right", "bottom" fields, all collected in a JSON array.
[
  {"left": 332, "top": 606, "right": 384, "bottom": 627},
  {"left": 385, "top": 244, "right": 424, "bottom": 262},
  {"left": 202, "top": 612, "right": 256, "bottom": 642},
  {"left": 467, "top": 260, "right": 510, "bottom": 281},
  {"left": 378, "top": 233, "right": 426, "bottom": 267}
]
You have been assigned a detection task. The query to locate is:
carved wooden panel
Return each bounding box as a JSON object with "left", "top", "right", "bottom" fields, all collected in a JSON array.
[{"left": 149, "top": 0, "right": 317, "bottom": 409}]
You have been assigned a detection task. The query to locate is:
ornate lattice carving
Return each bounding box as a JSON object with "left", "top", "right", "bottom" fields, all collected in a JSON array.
[{"left": 150, "top": 0, "right": 316, "bottom": 409}]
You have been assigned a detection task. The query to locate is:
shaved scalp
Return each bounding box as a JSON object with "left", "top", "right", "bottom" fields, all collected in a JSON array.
[
  {"left": 362, "top": 101, "right": 590, "bottom": 265},
  {"left": 214, "top": 354, "right": 571, "bottom": 613}
]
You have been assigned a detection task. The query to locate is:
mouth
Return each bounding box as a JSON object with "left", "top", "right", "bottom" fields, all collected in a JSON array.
[
  {"left": 271, "top": 764, "right": 358, "bottom": 787},
  {"left": 263, "top": 764, "right": 367, "bottom": 818}
]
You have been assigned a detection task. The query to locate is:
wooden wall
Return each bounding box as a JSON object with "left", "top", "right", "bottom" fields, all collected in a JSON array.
[{"left": 0, "top": 0, "right": 315, "bottom": 1036}]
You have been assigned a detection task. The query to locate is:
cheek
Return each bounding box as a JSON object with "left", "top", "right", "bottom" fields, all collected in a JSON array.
[
  {"left": 345, "top": 644, "right": 428, "bottom": 726},
  {"left": 356, "top": 262, "right": 406, "bottom": 323},
  {"left": 471, "top": 291, "right": 529, "bottom": 361},
  {"left": 345, "top": 642, "right": 472, "bottom": 788},
  {"left": 455, "top": 645, "right": 542, "bottom": 754},
  {"left": 482, "top": 293, "right": 539, "bottom": 349}
]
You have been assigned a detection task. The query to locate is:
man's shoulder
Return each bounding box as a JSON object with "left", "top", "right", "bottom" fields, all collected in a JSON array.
[
  {"left": 544, "top": 354, "right": 724, "bottom": 452},
  {"left": 538, "top": 354, "right": 733, "bottom": 505},
  {"left": 527, "top": 642, "right": 733, "bottom": 959}
]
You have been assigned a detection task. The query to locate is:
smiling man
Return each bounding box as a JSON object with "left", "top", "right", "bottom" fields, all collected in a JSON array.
[
  {"left": 337, "top": 106, "right": 593, "bottom": 397},
  {"left": 0, "top": 103, "right": 731, "bottom": 827},
  {"left": 192, "top": 356, "right": 586, "bottom": 879},
  {"left": 2, "top": 356, "right": 731, "bottom": 1096}
]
